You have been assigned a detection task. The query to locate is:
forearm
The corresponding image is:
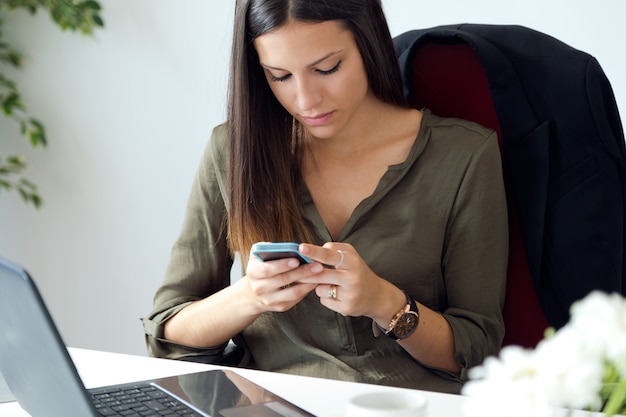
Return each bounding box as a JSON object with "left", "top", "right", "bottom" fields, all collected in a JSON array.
[
  {"left": 398, "top": 304, "right": 459, "bottom": 373},
  {"left": 163, "top": 279, "right": 260, "bottom": 349},
  {"left": 371, "top": 285, "right": 459, "bottom": 374}
]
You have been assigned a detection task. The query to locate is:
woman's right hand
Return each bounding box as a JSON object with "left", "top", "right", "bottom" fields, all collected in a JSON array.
[
  {"left": 163, "top": 247, "right": 322, "bottom": 349},
  {"left": 243, "top": 252, "right": 322, "bottom": 314}
]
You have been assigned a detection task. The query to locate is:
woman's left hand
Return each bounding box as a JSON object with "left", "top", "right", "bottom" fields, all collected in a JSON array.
[
  {"left": 297, "top": 242, "right": 403, "bottom": 321},
  {"left": 299, "top": 242, "right": 461, "bottom": 374}
]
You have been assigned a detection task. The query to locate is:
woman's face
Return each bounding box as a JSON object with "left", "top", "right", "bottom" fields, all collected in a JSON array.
[{"left": 253, "top": 20, "right": 372, "bottom": 140}]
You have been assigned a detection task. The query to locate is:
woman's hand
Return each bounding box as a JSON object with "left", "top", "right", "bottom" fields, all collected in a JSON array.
[
  {"left": 163, "top": 247, "right": 322, "bottom": 349},
  {"left": 243, "top": 247, "right": 322, "bottom": 314},
  {"left": 298, "top": 242, "right": 460, "bottom": 373},
  {"left": 296, "top": 242, "right": 405, "bottom": 323}
]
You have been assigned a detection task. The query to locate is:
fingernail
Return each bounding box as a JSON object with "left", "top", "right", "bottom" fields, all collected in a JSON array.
[
  {"left": 310, "top": 263, "right": 323, "bottom": 273},
  {"left": 288, "top": 259, "right": 300, "bottom": 268}
]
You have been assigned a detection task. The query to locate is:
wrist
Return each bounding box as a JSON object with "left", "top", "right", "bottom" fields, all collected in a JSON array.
[
  {"left": 233, "top": 277, "right": 267, "bottom": 317},
  {"left": 372, "top": 289, "right": 420, "bottom": 340},
  {"left": 371, "top": 284, "right": 406, "bottom": 326}
]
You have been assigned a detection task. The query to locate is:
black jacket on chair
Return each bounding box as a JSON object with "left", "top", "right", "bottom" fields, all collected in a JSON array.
[{"left": 394, "top": 24, "right": 626, "bottom": 328}]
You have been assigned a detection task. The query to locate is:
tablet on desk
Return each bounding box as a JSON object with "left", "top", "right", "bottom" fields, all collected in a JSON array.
[{"left": 151, "top": 369, "right": 315, "bottom": 417}]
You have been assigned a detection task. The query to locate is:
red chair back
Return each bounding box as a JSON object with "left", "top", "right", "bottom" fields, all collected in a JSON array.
[{"left": 410, "top": 42, "right": 550, "bottom": 347}]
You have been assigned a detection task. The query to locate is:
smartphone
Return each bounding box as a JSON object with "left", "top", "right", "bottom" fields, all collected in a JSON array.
[{"left": 251, "top": 242, "right": 312, "bottom": 264}]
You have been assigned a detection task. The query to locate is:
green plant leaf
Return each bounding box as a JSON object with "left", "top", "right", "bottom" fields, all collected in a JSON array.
[
  {"left": 603, "top": 378, "right": 626, "bottom": 417},
  {"left": 0, "top": 154, "right": 43, "bottom": 208},
  {"left": 2, "top": 91, "right": 24, "bottom": 115},
  {"left": 2, "top": 0, "right": 40, "bottom": 14},
  {"left": 26, "top": 118, "right": 47, "bottom": 147},
  {"left": 81, "top": 0, "right": 102, "bottom": 11},
  {"left": 92, "top": 14, "right": 103, "bottom": 27},
  {"left": 7, "top": 155, "right": 26, "bottom": 167},
  {"left": 0, "top": 74, "right": 17, "bottom": 90},
  {"left": 1, "top": 0, "right": 103, "bottom": 208}
]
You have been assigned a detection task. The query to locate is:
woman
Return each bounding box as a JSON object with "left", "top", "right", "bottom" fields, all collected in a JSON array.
[{"left": 143, "top": 0, "right": 508, "bottom": 394}]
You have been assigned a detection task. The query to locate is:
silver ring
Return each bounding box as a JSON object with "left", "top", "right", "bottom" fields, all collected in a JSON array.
[
  {"left": 335, "top": 250, "right": 345, "bottom": 269},
  {"left": 328, "top": 284, "right": 337, "bottom": 299}
]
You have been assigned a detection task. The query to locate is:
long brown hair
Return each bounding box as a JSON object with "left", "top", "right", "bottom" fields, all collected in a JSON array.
[{"left": 226, "top": 0, "right": 408, "bottom": 259}]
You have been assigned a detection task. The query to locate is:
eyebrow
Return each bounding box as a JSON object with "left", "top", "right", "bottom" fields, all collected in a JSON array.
[{"left": 260, "top": 50, "right": 343, "bottom": 71}]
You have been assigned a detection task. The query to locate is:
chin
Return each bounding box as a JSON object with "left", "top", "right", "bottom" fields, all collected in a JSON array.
[{"left": 303, "top": 124, "right": 341, "bottom": 140}]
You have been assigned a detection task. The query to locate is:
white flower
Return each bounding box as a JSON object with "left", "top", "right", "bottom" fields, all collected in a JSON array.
[
  {"left": 463, "top": 291, "right": 626, "bottom": 417},
  {"left": 462, "top": 346, "right": 554, "bottom": 417},
  {"left": 533, "top": 325, "right": 603, "bottom": 410},
  {"left": 569, "top": 291, "right": 626, "bottom": 378}
]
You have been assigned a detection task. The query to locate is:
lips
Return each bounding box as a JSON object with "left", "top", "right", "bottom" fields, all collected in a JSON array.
[{"left": 301, "top": 111, "right": 334, "bottom": 126}]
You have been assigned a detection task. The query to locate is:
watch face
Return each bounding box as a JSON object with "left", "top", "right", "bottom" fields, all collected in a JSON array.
[{"left": 393, "top": 311, "right": 419, "bottom": 339}]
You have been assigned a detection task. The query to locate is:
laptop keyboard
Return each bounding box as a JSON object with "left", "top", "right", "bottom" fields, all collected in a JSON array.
[{"left": 90, "top": 383, "right": 204, "bottom": 416}]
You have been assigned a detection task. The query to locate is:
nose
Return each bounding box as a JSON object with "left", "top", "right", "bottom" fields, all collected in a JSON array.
[{"left": 294, "top": 77, "right": 322, "bottom": 112}]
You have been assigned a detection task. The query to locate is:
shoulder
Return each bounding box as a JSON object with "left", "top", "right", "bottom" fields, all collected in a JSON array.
[
  {"left": 421, "top": 111, "right": 496, "bottom": 145},
  {"left": 193, "top": 122, "right": 229, "bottom": 195},
  {"left": 208, "top": 122, "right": 228, "bottom": 158},
  {"left": 413, "top": 111, "right": 501, "bottom": 171},
  {"left": 197, "top": 122, "right": 228, "bottom": 172}
]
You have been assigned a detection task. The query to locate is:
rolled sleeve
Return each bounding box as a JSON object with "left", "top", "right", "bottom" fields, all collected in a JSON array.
[
  {"left": 442, "top": 131, "right": 509, "bottom": 373},
  {"left": 142, "top": 124, "right": 233, "bottom": 359}
]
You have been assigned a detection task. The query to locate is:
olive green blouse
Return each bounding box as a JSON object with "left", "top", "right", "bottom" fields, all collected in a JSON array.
[{"left": 142, "top": 111, "right": 509, "bottom": 394}]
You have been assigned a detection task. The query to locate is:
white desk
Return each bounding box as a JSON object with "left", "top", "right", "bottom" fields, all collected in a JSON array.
[{"left": 0, "top": 348, "right": 604, "bottom": 417}]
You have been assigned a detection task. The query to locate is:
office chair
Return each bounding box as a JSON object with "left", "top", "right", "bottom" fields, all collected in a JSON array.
[
  {"left": 405, "top": 41, "right": 549, "bottom": 347},
  {"left": 394, "top": 24, "right": 626, "bottom": 348}
]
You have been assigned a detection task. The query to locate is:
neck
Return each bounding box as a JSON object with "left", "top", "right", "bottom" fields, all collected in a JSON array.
[{"left": 307, "top": 100, "right": 417, "bottom": 157}]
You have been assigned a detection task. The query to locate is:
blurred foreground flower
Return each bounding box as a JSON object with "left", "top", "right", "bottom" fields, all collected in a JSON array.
[{"left": 462, "top": 291, "right": 626, "bottom": 417}]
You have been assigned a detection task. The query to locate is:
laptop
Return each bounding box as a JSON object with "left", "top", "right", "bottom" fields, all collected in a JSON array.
[
  {"left": 0, "top": 373, "right": 12, "bottom": 404},
  {"left": 0, "top": 257, "right": 315, "bottom": 417}
]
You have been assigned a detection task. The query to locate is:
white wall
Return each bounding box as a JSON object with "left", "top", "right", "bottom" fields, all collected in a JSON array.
[{"left": 0, "top": 0, "right": 624, "bottom": 356}]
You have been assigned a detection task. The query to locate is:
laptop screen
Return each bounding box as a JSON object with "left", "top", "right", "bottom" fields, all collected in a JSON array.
[
  {"left": 0, "top": 257, "right": 98, "bottom": 416},
  {"left": 0, "top": 257, "right": 315, "bottom": 417},
  {"left": 0, "top": 373, "right": 13, "bottom": 404}
]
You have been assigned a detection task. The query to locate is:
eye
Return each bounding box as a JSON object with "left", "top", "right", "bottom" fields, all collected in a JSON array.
[
  {"left": 264, "top": 67, "right": 291, "bottom": 83},
  {"left": 270, "top": 73, "right": 291, "bottom": 83},
  {"left": 317, "top": 60, "right": 342, "bottom": 76}
]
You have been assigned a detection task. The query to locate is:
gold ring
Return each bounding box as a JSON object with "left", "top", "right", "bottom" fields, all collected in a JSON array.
[{"left": 328, "top": 284, "right": 337, "bottom": 299}]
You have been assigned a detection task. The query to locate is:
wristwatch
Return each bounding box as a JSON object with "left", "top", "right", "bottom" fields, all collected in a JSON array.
[{"left": 383, "top": 291, "right": 419, "bottom": 340}]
